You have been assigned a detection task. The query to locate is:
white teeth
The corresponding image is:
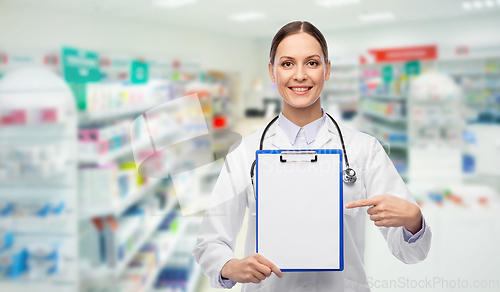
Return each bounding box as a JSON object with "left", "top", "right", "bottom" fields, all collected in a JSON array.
[{"left": 290, "top": 87, "right": 311, "bottom": 92}]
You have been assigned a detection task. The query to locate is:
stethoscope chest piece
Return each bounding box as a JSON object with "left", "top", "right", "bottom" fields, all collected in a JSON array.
[{"left": 343, "top": 168, "right": 357, "bottom": 184}]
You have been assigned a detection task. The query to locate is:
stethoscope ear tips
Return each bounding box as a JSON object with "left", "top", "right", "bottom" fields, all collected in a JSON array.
[{"left": 343, "top": 168, "right": 357, "bottom": 184}]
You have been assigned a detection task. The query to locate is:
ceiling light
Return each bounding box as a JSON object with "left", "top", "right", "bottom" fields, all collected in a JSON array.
[
  {"left": 359, "top": 12, "right": 395, "bottom": 22},
  {"left": 228, "top": 12, "right": 265, "bottom": 22},
  {"left": 152, "top": 0, "right": 197, "bottom": 8},
  {"left": 462, "top": 2, "right": 472, "bottom": 9},
  {"left": 316, "top": 0, "right": 360, "bottom": 7},
  {"left": 484, "top": 0, "right": 495, "bottom": 7},
  {"left": 473, "top": 0, "right": 483, "bottom": 8}
]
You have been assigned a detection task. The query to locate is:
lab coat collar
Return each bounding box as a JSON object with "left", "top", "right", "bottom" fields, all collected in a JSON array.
[{"left": 270, "top": 114, "right": 340, "bottom": 149}]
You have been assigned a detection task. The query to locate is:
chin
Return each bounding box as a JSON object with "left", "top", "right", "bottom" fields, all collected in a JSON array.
[{"left": 283, "top": 95, "right": 320, "bottom": 109}]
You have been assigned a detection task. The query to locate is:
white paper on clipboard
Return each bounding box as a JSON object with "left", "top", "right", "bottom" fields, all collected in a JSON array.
[{"left": 256, "top": 149, "right": 343, "bottom": 271}]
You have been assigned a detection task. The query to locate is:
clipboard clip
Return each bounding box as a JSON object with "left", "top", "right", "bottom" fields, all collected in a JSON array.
[{"left": 280, "top": 151, "right": 318, "bottom": 163}]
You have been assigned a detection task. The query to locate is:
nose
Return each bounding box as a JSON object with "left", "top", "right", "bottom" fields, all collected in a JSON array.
[{"left": 293, "top": 65, "right": 307, "bottom": 81}]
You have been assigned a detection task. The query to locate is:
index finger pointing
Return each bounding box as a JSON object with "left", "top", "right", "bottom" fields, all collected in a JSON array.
[
  {"left": 345, "top": 197, "right": 378, "bottom": 209},
  {"left": 256, "top": 254, "right": 283, "bottom": 278}
]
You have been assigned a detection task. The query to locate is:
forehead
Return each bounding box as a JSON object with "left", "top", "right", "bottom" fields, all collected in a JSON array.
[{"left": 275, "top": 32, "right": 323, "bottom": 60}]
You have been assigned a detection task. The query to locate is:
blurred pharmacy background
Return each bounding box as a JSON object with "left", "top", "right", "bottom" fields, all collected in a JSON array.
[{"left": 1, "top": 0, "right": 500, "bottom": 291}]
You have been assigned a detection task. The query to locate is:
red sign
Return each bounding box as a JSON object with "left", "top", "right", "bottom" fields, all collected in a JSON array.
[
  {"left": 0, "top": 53, "right": 7, "bottom": 64},
  {"left": 456, "top": 46, "right": 469, "bottom": 56},
  {"left": 368, "top": 45, "right": 437, "bottom": 63},
  {"left": 213, "top": 116, "right": 227, "bottom": 129},
  {"left": 44, "top": 54, "right": 59, "bottom": 66},
  {"left": 0, "top": 110, "right": 26, "bottom": 125},
  {"left": 359, "top": 55, "right": 367, "bottom": 65},
  {"left": 100, "top": 57, "right": 111, "bottom": 67},
  {"left": 172, "top": 59, "right": 181, "bottom": 70}
]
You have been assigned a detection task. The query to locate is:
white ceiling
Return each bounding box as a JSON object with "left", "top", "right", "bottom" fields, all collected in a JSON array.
[{"left": 2, "top": 0, "right": 499, "bottom": 38}]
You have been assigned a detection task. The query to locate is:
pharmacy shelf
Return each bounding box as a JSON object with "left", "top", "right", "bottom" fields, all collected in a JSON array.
[
  {"left": 486, "top": 85, "right": 500, "bottom": 90},
  {"left": 0, "top": 215, "right": 75, "bottom": 235},
  {"left": 330, "top": 75, "right": 358, "bottom": 80},
  {"left": 113, "top": 200, "right": 177, "bottom": 278},
  {"left": 0, "top": 279, "right": 77, "bottom": 292},
  {"left": 380, "top": 140, "right": 407, "bottom": 150},
  {"left": 447, "top": 71, "right": 485, "bottom": 76},
  {"left": 142, "top": 220, "right": 189, "bottom": 292},
  {"left": 361, "top": 110, "right": 406, "bottom": 124},
  {"left": 78, "top": 104, "right": 158, "bottom": 124},
  {"left": 363, "top": 123, "right": 408, "bottom": 150},
  {"left": 462, "top": 86, "right": 486, "bottom": 91},
  {"left": 361, "top": 94, "right": 406, "bottom": 101},
  {"left": 366, "top": 132, "right": 407, "bottom": 151},
  {"left": 81, "top": 199, "right": 178, "bottom": 280},
  {"left": 153, "top": 264, "right": 201, "bottom": 292},
  {"left": 323, "top": 87, "right": 357, "bottom": 92},
  {"left": 147, "top": 217, "right": 203, "bottom": 292},
  {"left": 466, "top": 100, "right": 500, "bottom": 106},
  {"left": 322, "top": 95, "right": 357, "bottom": 103},
  {"left": 78, "top": 141, "right": 143, "bottom": 166},
  {"left": 79, "top": 173, "right": 168, "bottom": 220},
  {"left": 186, "top": 263, "right": 203, "bottom": 292},
  {"left": 78, "top": 129, "right": 178, "bottom": 165}
]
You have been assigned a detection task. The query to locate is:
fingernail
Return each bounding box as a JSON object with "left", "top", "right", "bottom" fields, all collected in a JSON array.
[{"left": 345, "top": 203, "right": 350, "bottom": 208}]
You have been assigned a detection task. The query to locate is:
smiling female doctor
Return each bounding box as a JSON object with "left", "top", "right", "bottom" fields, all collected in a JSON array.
[{"left": 192, "top": 21, "right": 431, "bottom": 292}]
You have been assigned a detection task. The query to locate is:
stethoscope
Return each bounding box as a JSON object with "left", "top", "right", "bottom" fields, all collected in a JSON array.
[{"left": 250, "top": 112, "right": 357, "bottom": 199}]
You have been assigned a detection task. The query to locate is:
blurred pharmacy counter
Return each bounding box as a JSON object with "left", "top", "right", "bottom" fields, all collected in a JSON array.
[{"left": 365, "top": 183, "right": 500, "bottom": 292}]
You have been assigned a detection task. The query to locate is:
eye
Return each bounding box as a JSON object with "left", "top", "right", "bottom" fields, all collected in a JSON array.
[
  {"left": 308, "top": 61, "right": 319, "bottom": 66},
  {"left": 281, "top": 61, "right": 293, "bottom": 68}
]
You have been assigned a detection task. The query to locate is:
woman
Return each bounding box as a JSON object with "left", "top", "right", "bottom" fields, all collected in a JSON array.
[{"left": 193, "top": 21, "right": 431, "bottom": 292}]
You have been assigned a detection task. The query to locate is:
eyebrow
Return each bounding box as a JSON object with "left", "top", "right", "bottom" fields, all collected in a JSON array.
[{"left": 279, "top": 54, "right": 321, "bottom": 60}]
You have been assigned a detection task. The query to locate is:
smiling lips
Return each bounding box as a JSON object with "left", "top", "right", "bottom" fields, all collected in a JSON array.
[{"left": 289, "top": 85, "right": 313, "bottom": 95}]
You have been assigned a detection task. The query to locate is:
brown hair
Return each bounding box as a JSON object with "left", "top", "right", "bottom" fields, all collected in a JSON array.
[{"left": 269, "top": 21, "right": 329, "bottom": 66}]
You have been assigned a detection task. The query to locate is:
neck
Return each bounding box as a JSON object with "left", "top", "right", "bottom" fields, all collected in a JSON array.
[{"left": 281, "top": 98, "right": 323, "bottom": 127}]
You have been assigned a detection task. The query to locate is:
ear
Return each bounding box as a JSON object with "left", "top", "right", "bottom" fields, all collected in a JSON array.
[
  {"left": 268, "top": 62, "right": 276, "bottom": 83},
  {"left": 324, "top": 60, "right": 331, "bottom": 82}
]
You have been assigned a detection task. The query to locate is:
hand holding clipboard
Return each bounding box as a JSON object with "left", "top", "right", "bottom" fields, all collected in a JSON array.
[{"left": 221, "top": 253, "right": 283, "bottom": 284}]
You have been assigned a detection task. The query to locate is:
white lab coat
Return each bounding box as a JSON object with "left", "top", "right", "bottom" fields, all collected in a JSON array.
[{"left": 192, "top": 118, "right": 432, "bottom": 292}]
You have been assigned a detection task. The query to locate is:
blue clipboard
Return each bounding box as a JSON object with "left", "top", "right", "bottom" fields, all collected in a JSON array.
[{"left": 256, "top": 149, "right": 344, "bottom": 272}]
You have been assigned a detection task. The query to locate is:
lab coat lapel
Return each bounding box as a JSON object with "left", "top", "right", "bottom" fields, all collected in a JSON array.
[
  {"left": 313, "top": 123, "right": 332, "bottom": 149},
  {"left": 271, "top": 124, "right": 293, "bottom": 149}
]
